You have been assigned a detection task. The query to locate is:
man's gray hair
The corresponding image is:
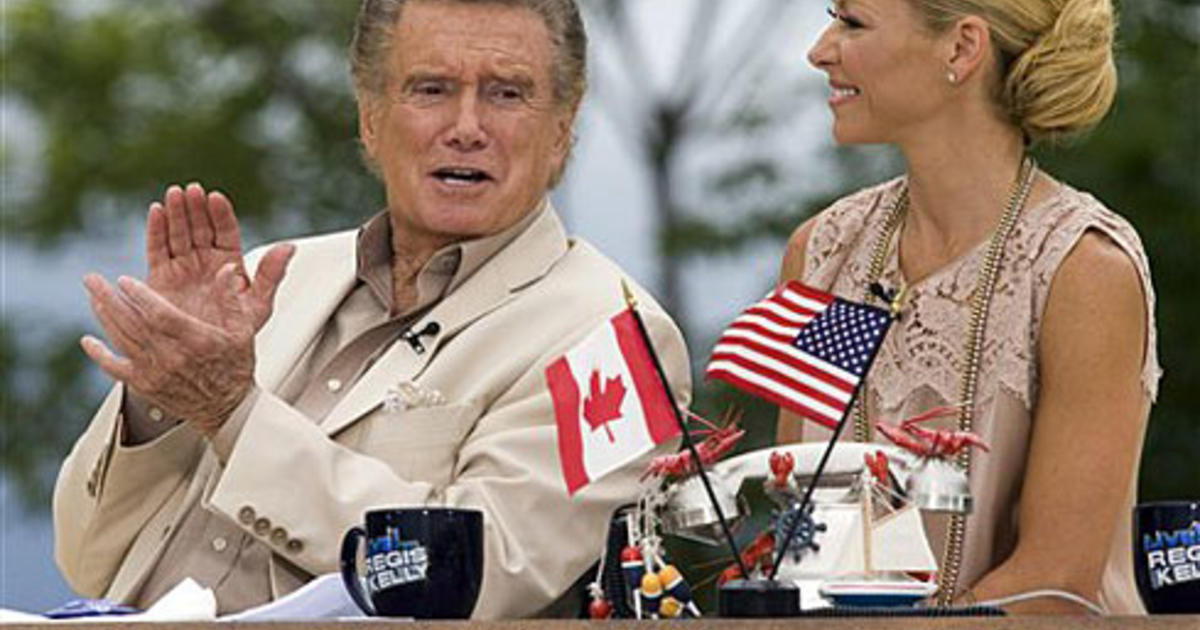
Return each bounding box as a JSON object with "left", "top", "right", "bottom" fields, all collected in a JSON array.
[{"left": 350, "top": 0, "right": 588, "bottom": 110}]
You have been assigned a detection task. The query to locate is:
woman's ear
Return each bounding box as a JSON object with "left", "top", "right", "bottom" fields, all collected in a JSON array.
[{"left": 945, "top": 15, "right": 992, "bottom": 85}]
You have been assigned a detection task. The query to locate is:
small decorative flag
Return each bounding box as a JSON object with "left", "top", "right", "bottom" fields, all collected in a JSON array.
[
  {"left": 546, "top": 309, "right": 682, "bottom": 496},
  {"left": 706, "top": 281, "right": 892, "bottom": 429}
]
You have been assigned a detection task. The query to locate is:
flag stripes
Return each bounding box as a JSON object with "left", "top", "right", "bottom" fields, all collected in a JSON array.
[{"left": 706, "top": 281, "right": 892, "bottom": 430}]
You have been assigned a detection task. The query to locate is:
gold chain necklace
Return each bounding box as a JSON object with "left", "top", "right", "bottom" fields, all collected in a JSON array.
[{"left": 854, "top": 156, "right": 1037, "bottom": 606}]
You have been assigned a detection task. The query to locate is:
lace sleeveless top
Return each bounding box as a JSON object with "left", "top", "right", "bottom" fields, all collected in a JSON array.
[{"left": 800, "top": 177, "right": 1161, "bottom": 613}]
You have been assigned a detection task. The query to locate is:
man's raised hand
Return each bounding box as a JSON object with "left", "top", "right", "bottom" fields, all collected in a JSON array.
[{"left": 80, "top": 183, "right": 295, "bottom": 435}]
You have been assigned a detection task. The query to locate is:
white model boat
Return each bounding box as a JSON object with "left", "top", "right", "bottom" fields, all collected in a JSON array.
[{"left": 670, "top": 442, "right": 941, "bottom": 609}]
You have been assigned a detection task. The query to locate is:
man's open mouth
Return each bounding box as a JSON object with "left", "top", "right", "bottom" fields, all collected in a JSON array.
[{"left": 432, "top": 167, "right": 494, "bottom": 185}]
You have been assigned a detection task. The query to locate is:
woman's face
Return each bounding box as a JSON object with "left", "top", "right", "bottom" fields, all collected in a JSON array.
[{"left": 807, "top": 0, "right": 951, "bottom": 145}]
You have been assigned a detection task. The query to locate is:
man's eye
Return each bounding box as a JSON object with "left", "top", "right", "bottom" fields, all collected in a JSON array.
[
  {"left": 489, "top": 84, "right": 526, "bottom": 103},
  {"left": 412, "top": 82, "right": 447, "bottom": 97}
]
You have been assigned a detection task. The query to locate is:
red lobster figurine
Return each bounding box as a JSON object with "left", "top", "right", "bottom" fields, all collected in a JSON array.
[
  {"left": 642, "top": 408, "right": 745, "bottom": 481},
  {"left": 875, "top": 405, "right": 990, "bottom": 458},
  {"left": 768, "top": 450, "right": 795, "bottom": 489},
  {"left": 717, "top": 531, "right": 776, "bottom": 586}
]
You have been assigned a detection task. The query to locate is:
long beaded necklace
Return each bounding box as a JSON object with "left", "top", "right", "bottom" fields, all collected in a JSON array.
[{"left": 854, "top": 156, "right": 1037, "bottom": 606}]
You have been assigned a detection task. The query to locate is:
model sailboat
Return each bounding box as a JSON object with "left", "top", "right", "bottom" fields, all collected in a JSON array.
[{"left": 806, "top": 472, "right": 939, "bottom": 607}]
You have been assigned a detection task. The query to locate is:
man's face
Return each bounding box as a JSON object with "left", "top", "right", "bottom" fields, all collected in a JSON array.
[{"left": 359, "top": 1, "right": 574, "bottom": 250}]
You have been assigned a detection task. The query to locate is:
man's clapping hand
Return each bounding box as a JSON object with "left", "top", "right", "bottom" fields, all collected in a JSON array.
[{"left": 80, "top": 183, "right": 294, "bottom": 436}]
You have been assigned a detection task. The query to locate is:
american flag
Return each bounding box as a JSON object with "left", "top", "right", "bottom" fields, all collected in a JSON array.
[{"left": 706, "top": 281, "right": 892, "bottom": 429}]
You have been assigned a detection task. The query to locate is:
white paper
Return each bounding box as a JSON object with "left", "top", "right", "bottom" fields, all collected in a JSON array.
[
  {"left": 0, "top": 578, "right": 216, "bottom": 624},
  {"left": 134, "top": 578, "right": 217, "bottom": 622},
  {"left": 221, "top": 572, "right": 366, "bottom": 621},
  {"left": 0, "top": 608, "right": 47, "bottom": 622}
]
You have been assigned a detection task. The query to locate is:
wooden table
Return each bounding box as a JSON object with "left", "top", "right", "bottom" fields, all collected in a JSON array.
[{"left": 6, "top": 618, "right": 1200, "bottom": 629}]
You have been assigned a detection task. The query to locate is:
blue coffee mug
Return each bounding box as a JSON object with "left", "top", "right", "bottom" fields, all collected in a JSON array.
[
  {"left": 340, "top": 507, "right": 483, "bottom": 618},
  {"left": 1133, "top": 501, "right": 1200, "bottom": 614}
]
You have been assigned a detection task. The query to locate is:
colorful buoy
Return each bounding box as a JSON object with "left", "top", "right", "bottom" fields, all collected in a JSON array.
[
  {"left": 640, "top": 573, "right": 663, "bottom": 618},
  {"left": 659, "top": 596, "right": 683, "bottom": 618},
  {"left": 588, "top": 597, "right": 613, "bottom": 619},
  {"left": 620, "top": 545, "right": 645, "bottom": 597}
]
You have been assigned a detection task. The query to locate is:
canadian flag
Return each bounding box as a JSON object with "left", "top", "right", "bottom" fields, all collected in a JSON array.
[{"left": 545, "top": 310, "right": 681, "bottom": 496}]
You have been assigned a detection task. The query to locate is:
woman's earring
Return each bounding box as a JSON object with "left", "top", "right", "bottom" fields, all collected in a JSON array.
[{"left": 947, "top": 71, "right": 958, "bottom": 84}]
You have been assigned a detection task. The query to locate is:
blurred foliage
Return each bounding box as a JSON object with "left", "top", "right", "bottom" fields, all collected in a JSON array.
[
  {"left": 1029, "top": 0, "right": 1200, "bottom": 501},
  {"left": 2, "top": 0, "right": 382, "bottom": 504},
  {"left": 4, "top": 0, "right": 382, "bottom": 245},
  {"left": 0, "top": 321, "right": 104, "bottom": 511},
  {"left": 1, "top": 0, "right": 1196, "bottom": 577}
]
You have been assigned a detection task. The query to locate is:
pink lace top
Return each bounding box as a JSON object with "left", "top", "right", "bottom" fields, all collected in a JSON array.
[{"left": 799, "top": 177, "right": 1160, "bottom": 613}]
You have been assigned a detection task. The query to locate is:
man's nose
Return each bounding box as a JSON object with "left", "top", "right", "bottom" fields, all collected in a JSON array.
[
  {"left": 807, "top": 26, "right": 837, "bottom": 70},
  {"left": 446, "top": 90, "right": 488, "bottom": 151}
]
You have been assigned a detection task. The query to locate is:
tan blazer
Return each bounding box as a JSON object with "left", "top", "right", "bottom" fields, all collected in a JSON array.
[{"left": 53, "top": 208, "right": 691, "bottom": 618}]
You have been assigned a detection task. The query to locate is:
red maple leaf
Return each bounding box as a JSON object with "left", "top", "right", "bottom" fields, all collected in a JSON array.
[{"left": 583, "top": 370, "right": 626, "bottom": 443}]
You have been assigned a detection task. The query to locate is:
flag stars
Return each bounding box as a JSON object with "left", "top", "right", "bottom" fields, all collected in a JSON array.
[{"left": 794, "top": 300, "right": 891, "bottom": 378}]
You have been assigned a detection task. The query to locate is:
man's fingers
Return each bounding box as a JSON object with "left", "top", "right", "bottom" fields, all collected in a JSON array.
[
  {"left": 208, "top": 190, "right": 243, "bottom": 253},
  {"left": 249, "top": 244, "right": 295, "bottom": 325},
  {"left": 215, "top": 263, "right": 250, "bottom": 329},
  {"left": 186, "top": 182, "right": 216, "bottom": 249},
  {"left": 80, "top": 335, "right": 136, "bottom": 383},
  {"left": 251, "top": 243, "right": 295, "bottom": 298},
  {"left": 84, "top": 274, "right": 150, "bottom": 359},
  {"left": 116, "top": 275, "right": 206, "bottom": 341},
  {"left": 164, "top": 185, "right": 192, "bottom": 258},
  {"left": 146, "top": 203, "right": 171, "bottom": 270}
]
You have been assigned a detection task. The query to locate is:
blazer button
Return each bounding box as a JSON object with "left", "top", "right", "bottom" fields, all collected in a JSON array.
[
  {"left": 286, "top": 539, "right": 304, "bottom": 555},
  {"left": 238, "top": 506, "right": 255, "bottom": 525},
  {"left": 253, "top": 517, "right": 271, "bottom": 536},
  {"left": 270, "top": 527, "right": 288, "bottom": 546}
]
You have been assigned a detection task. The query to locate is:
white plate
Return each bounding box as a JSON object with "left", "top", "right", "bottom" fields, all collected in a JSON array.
[{"left": 819, "top": 580, "right": 937, "bottom": 608}]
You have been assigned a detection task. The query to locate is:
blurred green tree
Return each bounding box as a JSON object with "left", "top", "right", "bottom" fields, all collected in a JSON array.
[
  {"left": 5, "top": 0, "right": 379, "bottom": 245},
  {"left": 2, "top": 0, "right": 380, "bottom": 506},
  {"left": 1030, "top": 0, "right": 1200, "bottom": 501}
]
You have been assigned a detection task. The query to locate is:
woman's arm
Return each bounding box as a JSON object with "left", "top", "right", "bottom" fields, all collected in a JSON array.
[
  {"left": 776, "top": 216, "right": 820, "bottom": 445},
  {"left": 966, "top": 230, "right": 1152, "bottom": 613}
]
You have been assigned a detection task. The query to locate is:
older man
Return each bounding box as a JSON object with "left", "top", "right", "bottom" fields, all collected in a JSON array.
[{"left": 54, "top": 0, "right": 689, "bottom": 618}]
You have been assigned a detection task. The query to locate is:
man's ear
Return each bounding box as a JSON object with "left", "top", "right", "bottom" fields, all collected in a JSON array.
[
  {"left": 357, "top": 95, "right": 380, "bottom": 160},
  {"left": 552, "top": 104, "right": 578, "bottom": 162},
  {"left": 945, "top": 15, "right": 992, "bottom": 84}
]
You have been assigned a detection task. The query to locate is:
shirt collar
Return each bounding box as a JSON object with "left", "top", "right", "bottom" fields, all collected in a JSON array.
[{"left": 354, "top": 198, "right": 549, "bottom": 315}]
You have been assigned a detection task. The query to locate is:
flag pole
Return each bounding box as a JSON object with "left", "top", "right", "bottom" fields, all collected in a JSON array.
[
  {"left": 765, "top": 311, "right": 893, "bottom": 581},
  {"left": 621, "top": 281, "right": 749, "bottom": 580}
]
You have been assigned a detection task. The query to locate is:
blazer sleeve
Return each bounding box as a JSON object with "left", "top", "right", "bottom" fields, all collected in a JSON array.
[
  {"left": 202, "top": 306, "right": 691, "bottom": 619},
  {"left": 52, "top": 384, "right": 205, "bottom": 597},
  {"left": 52, "top": 244, "right": 274, "bottom": 598}
]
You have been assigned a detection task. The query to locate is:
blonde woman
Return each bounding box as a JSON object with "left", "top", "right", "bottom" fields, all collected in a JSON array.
[{"left": 776, "top": 0, "right": 1158, "bottom": 614}]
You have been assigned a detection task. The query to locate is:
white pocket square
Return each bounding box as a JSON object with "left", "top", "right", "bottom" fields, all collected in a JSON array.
[{"left": 383, "top": 381, "right": 447, "bottom": 413}]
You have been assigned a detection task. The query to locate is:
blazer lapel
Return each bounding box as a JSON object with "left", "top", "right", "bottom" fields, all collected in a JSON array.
[
  {"left": 319, "top": 206, "right": 569, "bottom": 436},
  {"left": 254, "top": 231, "right": 359, "bottom": 391}
]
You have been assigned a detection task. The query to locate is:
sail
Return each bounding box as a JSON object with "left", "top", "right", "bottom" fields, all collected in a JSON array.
[
  {"left": 833, "top": 505, "right": 938, "bottom": 573},
  {"left": 781, "top": 505, "right": 861, "bottom": 577}
]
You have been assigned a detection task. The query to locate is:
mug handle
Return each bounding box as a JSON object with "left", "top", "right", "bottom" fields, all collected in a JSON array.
[{"left": 339, "top": 526, "right": 376, "bottom": 616}]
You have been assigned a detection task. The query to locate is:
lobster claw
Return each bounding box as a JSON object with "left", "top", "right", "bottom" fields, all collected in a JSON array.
[
  {"left": 768, "top": 451, "right": 795, "bottom": 487},
  {"left": 864, "top": 450, "right": 889, "bottom": 486},
  {"left": 875, "top": 421, "right": 930, "bottom": 456}
]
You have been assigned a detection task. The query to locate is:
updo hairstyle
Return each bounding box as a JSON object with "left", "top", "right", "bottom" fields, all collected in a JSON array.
[{"left": 910, "top": 0, "right": 1119, "bottom": 143}]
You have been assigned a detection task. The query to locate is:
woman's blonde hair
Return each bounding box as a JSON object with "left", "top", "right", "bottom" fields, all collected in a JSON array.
[{"left": 910, "top": 0, "right": 1118, "bottom": 143}]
